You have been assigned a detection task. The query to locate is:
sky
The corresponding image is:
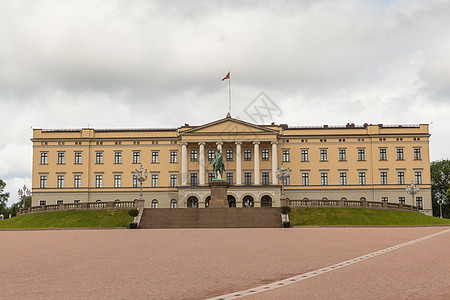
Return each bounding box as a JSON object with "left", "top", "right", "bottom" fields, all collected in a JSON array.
[{"left": 1, "top": 0, "right": 449, "bottom": 206}]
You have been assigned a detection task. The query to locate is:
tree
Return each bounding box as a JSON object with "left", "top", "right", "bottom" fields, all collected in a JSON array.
[
  {"left": 0, "top": 179, "right": 11, "bottom": 217},
  {"left": 430, "top": 160, "right": 450, "bottom": 218}
]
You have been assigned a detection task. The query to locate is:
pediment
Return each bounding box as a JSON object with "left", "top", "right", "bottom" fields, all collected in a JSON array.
[{"left": 180, "top": 117, "right": 278, "bottom": 136}]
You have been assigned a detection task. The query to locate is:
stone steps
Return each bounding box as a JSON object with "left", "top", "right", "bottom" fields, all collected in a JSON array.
[{"left": 139, "top": 207, "right": 282, "bottom": 228}]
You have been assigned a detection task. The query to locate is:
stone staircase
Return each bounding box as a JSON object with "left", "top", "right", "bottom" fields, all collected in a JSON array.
[{"left": 139, "top": 207, "right": 282, "bottom": 228}]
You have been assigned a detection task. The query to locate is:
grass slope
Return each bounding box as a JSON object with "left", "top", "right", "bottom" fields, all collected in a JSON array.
[
  {"left": 0, "top": 209, "right": 133, "bottom": 229},
  {"left": 290, "top": 208, "right": 450, "bottom": 226}
]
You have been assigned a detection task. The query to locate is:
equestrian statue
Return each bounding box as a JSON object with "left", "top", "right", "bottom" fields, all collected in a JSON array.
[{"left": 210, "top": 149, "right": 225, "bottom": 179}]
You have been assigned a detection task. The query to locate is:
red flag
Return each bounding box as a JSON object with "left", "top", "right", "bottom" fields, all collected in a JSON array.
[{"left": 222, "top": 72, "right": 230, "bottom": 81}]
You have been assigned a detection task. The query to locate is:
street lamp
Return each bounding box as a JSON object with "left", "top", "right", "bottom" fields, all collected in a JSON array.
[
  {"left": 134, "top": 165, "right": 148, "bottom": 199},
  {"left": 437, "top": 199, "right": 443, "bottom": 218},
  {"left": 275, "top": 164, "right": 291, "bottom": 198},
  {"left": 406, "top": 181, "right": 420, "bottom": 207},
  {"left": 18, "top": 184, "right": 31, "bottom": 208}
]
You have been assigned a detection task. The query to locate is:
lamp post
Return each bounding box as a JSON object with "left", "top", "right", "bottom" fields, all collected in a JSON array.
[
  {"left": 134, "top": 165, "right": 148, "bottom": 199},
  {"left": 406, "top": 181, "right": 419, "bottom": 208},
  {"left": 275, "top": 164, "right": 291, "bottom": 198},
  {"left": 18, "top": 184, "right": 31, "bottom": 208},
  {"left": 437, "top": 199, "right": 443, "bottom": 218}
]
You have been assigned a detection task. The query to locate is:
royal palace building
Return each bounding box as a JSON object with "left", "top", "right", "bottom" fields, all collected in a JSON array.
[{"left": 31, "top": 115, "right": 432, "bottom": 215}]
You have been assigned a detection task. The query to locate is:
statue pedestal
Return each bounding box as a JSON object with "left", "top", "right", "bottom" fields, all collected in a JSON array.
[{"left": 209, "top": 180, "right": 230, "bottom": 208}]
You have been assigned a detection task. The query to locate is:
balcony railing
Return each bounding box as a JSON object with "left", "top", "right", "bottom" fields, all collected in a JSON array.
[{"left": 287, "top": 199, "right": 418, "bottom": 212}]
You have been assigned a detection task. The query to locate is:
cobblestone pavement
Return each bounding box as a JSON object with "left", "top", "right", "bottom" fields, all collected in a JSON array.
[{"left": 1, "top": 226, "right": 448, "bottom": 299}]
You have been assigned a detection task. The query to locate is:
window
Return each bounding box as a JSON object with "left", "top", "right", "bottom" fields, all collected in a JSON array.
[
  {"left": 114, "top": 151, "right": 122, "bottom": 164},
  {"left": 190, "top": 173, "right": 198, "bottom": 186},
  {"left": 57, "top": 200, "right": 63, "bottom": 205},
  {"left": 357, "top": 149, "right": 365, "bottom": 161},
  {"left": 133, "top": 151, "right": 140, "bottom": 164},
  {"left": 95, "top": 175, "right": 103, "bottom": 188},
  {"left": 74, "top": 175, "right": 81, "bottom": 188},
  {"left": 262, "top": 172, "right": 270, "bottom": 185},
  {"left": 170, "top": 199, "right": 177, "bottom": 208},
  {"left": 339, "top": 149, "right": 346, "bottom": 161},
  {"left": 396, "top": 148, "right": 404, "bottom": 160},
  {"left": 151, "top": 174, "right": 159, "bottom": 187},
  {"left": 190, "top": 149, "right": 198, "bottom": 162},
  {"left": 320, "top": 172, "right": 328, "bottom": 185},
  {"left": 226, "top": 149, "right": 234, "bottom": 161},
  {"left": 416, "top": 197, "right": 423, "bottom": 209},
  {"left": 339, "top": 172, "right": 347, "bottom": 185},
  {"left": 74, "top": 152, "right": 82, "bottom": 164},
  {"left": 413, "top": 148, "right": 422, "bottom": 160},
  {"left": 380, "top": 171, "right": 388, "bottom": 185},
  {"left": 244, "top": 172, "right": 252, "bottom": 185},
  {"left": 320, "top": 149, "right": 328, "bottom": 161},
  {"left": 151, "top": 151, "right": 159, "bottom": 163},
  {"left": 244, "top": 149, "right": 252, "bottom": 161},
  {"left": 261, "top": 149, "right": 269, "bottom": 161},
  {"left": 359, "top": 172, "right": 366, "bottom": 185},
  {"left": 73, "top": 200, "right": 81, "bottom": 203},
  {"left": 397, "top": 171, "right": 405, "bottom": 184},
  {"left": 114, "top": 175, "right": 121, "bottom": 188},
  {"left": 301, "top": 149, "right": 309, "bottom": 162},
  {"left": 282, "top": 174, "right": 290, "bottom": 186},
  {"left": 170, "top": 151, "right": 178, "bottom": 163},
  {"left": 208, "top": 149, "right": 215, "bottom": 162},
  {"left": 96, "top": 152, "right": 103, "bottom": 164},
  {"left": 170, "top": 174, "right": 178, "bottom": 187},
  {"left": 151, "top": 199, "right": 158, "bottom": 208},
  {"left": 40, "top": 175, "right": 47, "bottom": 188},
  {"left": 40, "top": 200, "right": 47, "bottom": 206},
  {"left": 282, "top": 149, "right": 290, "bottom": 162},
  {"left": 399, "top": 197, "right": 406, "bottom": 205},
  {"left": 381, "top": 197, "right": 388, "bottom": 203},
  {"left": 57, "top": 175, "right": 65, "bottom": 188},
  {"left": 414, "top": 171, "right": 422, "bottom": 184},
  {"left": 133, "top": 175, "right": 138, "bottom": 188},
  {"left": 57, "top": 152, "right": 65, "bottom": 164},
  {"left": 226, "top": 173, "right": 233, "bottom": 185},
  {"left": 301, "top": 173, "right": 309, "bottom": 186},
  {"left": 379, "top": 148, "right": 387, "bottom": 161},
  {"left": 208, "top": 173, "right": 215, "bottom": 183},
  {"left": 40, "top": 152, "right": 48, "bottom": 164},
  {"left": 360, "top": 197, "right": 366, "bottom": 201}
]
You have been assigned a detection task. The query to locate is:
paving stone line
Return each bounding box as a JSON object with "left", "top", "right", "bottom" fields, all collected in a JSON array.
[{"left": 207, "top": 228, "right": 450, "bottom": 300}]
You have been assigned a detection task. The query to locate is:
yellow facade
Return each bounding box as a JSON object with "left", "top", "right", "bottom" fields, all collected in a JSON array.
[{"left": 31, "top": 116, "right": 432, "bottom": 215}]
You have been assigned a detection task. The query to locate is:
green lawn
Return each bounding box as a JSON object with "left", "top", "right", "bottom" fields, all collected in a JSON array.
[
  {"left": 289, "top": 208, "right": 450, "bottom": 226},
  {"left": 0, "top": 209, "right": 134, "bottom": 229}
]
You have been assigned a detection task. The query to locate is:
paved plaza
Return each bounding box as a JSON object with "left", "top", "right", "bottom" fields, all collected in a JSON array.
[{"left": 1, "top": 226, "right": 449, "bottom": 299}]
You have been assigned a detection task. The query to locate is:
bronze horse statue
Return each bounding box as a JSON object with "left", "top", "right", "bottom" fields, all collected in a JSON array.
[{"left": 210, "top": 149, "right": 225, "bottom": 179}]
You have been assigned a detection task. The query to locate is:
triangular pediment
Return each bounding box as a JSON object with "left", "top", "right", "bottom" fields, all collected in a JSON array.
[{"left": 180, "top": 117, "right": 278, "bottom": 136}]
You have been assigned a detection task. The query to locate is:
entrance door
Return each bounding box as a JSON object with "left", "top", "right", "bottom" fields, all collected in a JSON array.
[
  {"left": 227, "top": 195, "right": 236, "bottom": 207},
  {"left": 187, "top": 196, "right": 199, "bottom": 208},
  {"left": 261, "top": 195, "right": 272, "bottom": 207},
  {"left": 243, "top": 195, "right": 254, "bottom": 207}
]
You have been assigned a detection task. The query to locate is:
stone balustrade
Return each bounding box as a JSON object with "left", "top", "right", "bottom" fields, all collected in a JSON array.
[
  {"left": 17, "top": 200, "right": 139, "bottom": 216},
  {"left": 288, "top": 199, "right": 418, "bottom": 212}
]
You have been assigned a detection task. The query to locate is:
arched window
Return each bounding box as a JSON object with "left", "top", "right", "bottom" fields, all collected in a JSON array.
[
  {"left": 187, "top": 196, "right": 198, "bottom": 208},
  {"left": 228, "top": 195, "right": 237, "bottom": 207},
  {"left": 321, "top": 197, "right": 328, "bottom": 205},
  {"left": 170, "top": 199, "right": 177, "bottom": 208},
  {"left": 151, "top": 199, "right": 158, "bottom": 208},
  {"left": 341, "top": 197, "right": 347, "bottom": 201},
  {"left": 205, "top": 196, "right": 211, "bottom": 208},
  {"left": 360, "top": 197, "right": 366, "bottom": 201},
  {"left": 243, "top": 195, "right": 254, "bottom": 207},
  {"left": 96, "top": 199, "right": 101, "bottom": 202},
  {"left": 261, "top": 195, "right": 272, "bottom": 207}
]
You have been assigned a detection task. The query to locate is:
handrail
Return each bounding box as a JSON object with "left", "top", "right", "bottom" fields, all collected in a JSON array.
[{"left": 287, "top": 199, "right": 419, "bottom": 212}]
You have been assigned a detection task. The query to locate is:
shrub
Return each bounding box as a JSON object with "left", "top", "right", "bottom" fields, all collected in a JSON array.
[
  {"left": 128, "top": 208, "right": 139, "bottom": 218},
  {"left": 281, "top": 206, "right": 291, "bottom": 215}
]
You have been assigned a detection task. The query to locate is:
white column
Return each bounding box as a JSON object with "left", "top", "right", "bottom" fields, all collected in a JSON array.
[
  {"left": 235, "top": 142, "right": 242, "bottom": 185},
  {"left": 199, "top": 142, "right": 205, "bottom": 185},
  {"left": 216, "top": 142, "right": 223, "bottom": 152},
  {"left": 272, "top": 141, "right": 278, "bottom": 185},
  {"left": 253, "top": 142, "right": 260, "bottom": 185},
  {"left": 181, "top": 142, "right": 188, "bottom": 186}
]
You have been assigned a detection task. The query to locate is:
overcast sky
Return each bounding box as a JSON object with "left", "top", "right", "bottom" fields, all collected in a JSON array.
[{"left": 1, "top": 0, "right": 449, "bottom": 205}]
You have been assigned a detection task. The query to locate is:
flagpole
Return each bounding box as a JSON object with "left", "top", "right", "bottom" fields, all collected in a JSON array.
[{"left": 228, "top": 70, "right": 231, "bottom": 115}]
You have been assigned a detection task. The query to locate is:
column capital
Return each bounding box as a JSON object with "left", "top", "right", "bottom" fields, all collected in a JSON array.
[
  {"left": 216, "top": 142, "right": 223, "bottom": 146},
  {"left": 181, "top": 142, "right": 188, "bottom": 146},
  {"left": 235, "top": 141, "right": 242, "bottom": 145},
  {"left": 253, "top": 141, "right": 260, "bottom": 145},
  {"left": 271, "top": 141, "right": 278, "bottom": 145},
  {"left": 198, "top": 142, "right": 205, "bottom": 146}
]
